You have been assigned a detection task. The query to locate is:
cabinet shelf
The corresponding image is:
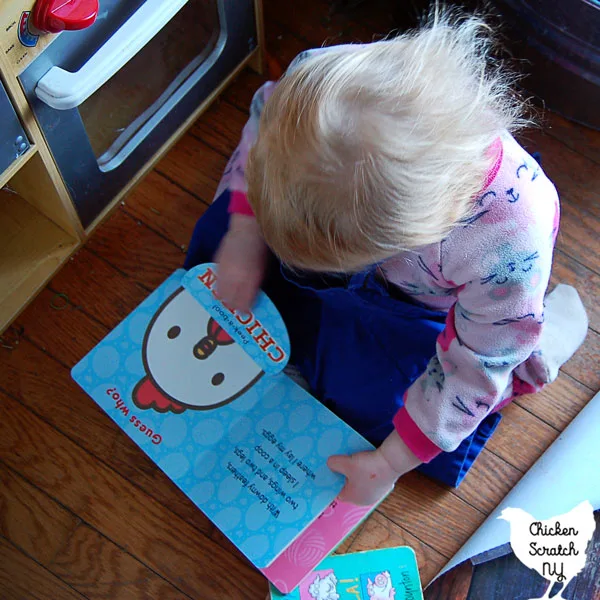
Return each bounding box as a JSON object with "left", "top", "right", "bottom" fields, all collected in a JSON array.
[
  {"left": 0, "top": 145, "right": 38, "bottom": 190},
  {"left": 0, "top": 188, "right": 78, "bottom": 332}
]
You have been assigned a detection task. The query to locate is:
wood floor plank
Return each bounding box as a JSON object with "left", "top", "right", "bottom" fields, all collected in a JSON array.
[
  {"left": 220, "top": 70, "right": 268, "bottom": 113},
  {"left": 0, "top": 465, "right": 80, "bottom": 566},
  {"left": 555, "top": 201, "right": 600, "bottom": 276},
  {"left": 266, "top": 0, "right": 393, "bottom": 48},
  {"left": 263, "top": 17, "right": 311, "bottom": 71},
  {"left": 50, "top": 524, "right": 191, "bottom": 600},
  {"left": 49, "top": 247, "right": 150, "bottom": 330},
  {"left": 0, "top": 337, "right": 215, "bottom": 540},
  {"left": 559, "top": 328, "right": 600, "bottom": 390},
  {"left": 0, "top": 390, "right": 265, "bottom": 600},
  {"left": 189, "top": 98, "right": 250, "bottom": 158},
  {"left": 16, "top": 287, "right": 109, "bottom": 368},
  {"left": 0, "top": 536, "right": 86, "bottom": 600},
  {"left": 348, "top": 511, "right": 447, "bottom": 587},
  {"left": 515, "top": 372, "right": 595, "bottom": 431},
  {"left": 379, "top": 472, "right": 485, "bottom": 558},
  {"left": 122, "top": 170, "right": 208, "bottom": 250},
  {"left": 155, "top": 133, "right": 227, "bottom": 204},
  {"left": 551, "top": 250, "right": 600, "bottom": 332},
  {"left": 452, "top": 450, "right": 522, "bottom": 514},
  {"left": 544, "top": 112, "right": 600, "bottom": 165},
  {"left": 0, "top": 466, "right": 191, "bottom": 600},
  {"left": 86, "top": 209, "right": 185, "bottom": 290},
  {"left": 486, "top": 402, "right": 559, "bottom": 473}
]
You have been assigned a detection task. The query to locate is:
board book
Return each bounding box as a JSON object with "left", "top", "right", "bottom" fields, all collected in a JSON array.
[
  {"left": 269, "top": 546, "right": 423, "bottom": 600},
  {"left": 71, "top": 264, "right": 383, "bottom": 592}
]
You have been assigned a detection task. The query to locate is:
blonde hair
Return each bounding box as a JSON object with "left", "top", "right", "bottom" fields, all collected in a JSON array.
[{"left": 246, "top": 7, "right": 529, "bottom": 272}]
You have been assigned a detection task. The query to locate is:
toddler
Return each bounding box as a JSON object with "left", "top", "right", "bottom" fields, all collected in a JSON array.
[{"left": 186, "top": 9, "right": 588, "bottom": 505}]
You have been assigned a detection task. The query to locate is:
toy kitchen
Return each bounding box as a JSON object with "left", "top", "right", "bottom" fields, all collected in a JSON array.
[{"left": 0, "top": 0, "right": 263, "bottom": 333}]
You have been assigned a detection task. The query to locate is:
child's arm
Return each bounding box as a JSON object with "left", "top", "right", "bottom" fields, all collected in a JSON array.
[
  {"left": 330, "top": 154, "right": 559, "bottom": 504},
  {"left": 213, "top": 81, "right": 277, "bottom": 311},
  {"left": 216, "top": 47, "right": 352, "bottom": 310},
  {"left": 393, "top": 159, "right": 558, "bottom": 465},
  {"left": 328, "top": 429, "right": 421, "bottom": 505}
]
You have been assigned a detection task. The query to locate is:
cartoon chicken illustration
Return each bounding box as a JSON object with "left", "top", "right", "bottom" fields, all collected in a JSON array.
[
  {"left": 499, "top": 501, "right": 596, "bottom": 599},
  {"left": 133, "top": 288, "right": 263, "bottom": 413}
]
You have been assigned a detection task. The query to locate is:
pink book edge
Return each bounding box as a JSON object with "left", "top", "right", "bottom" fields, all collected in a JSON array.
[{"left": 260, "top": 497, "right": 379, "bottom": 594}]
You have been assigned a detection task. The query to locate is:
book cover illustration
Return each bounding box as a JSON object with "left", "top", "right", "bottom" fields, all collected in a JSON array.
[
  {"left": 71, "top": 264, "right": 374, "bottom": 572},
  {"left": 270, "top": 546, "right": 423, "bottom": 600}
]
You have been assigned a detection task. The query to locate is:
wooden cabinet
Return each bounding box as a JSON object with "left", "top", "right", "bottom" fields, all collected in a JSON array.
[
  {"left": 0, "top": 46, "right": 83, "bottom": 334},
  {"left": 0, "top": 1, "right": 264, "bottom": 334}
]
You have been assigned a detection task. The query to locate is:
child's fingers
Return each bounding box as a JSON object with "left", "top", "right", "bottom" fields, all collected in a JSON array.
[{"left": 327, "top": 454, "right": 353, "bottom": 478}]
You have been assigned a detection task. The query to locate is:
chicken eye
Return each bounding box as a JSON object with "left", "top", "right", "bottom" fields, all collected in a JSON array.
[
  {"left": 212, "top": 373, "right": 225, "bottom": 386},
  {"left": 167, "top": 326, "right": 181, "bottom": 339}
]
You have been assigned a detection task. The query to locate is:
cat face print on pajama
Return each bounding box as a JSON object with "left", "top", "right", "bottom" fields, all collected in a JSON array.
[
  {"left": 133, "top": 288, "right": 263, "bottom": 413},
  {"left": 481, "top": 244, "right": 542, "bottom": 302}
]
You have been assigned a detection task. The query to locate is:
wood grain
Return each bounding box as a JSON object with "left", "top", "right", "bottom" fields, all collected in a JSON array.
[
  {"left": 221, "top": 70, "right": 268, "bottom": 113},
  {"left": 544, "top": 112, "right": 600, "bottom": 166},
  {"left": 17, "top": 287, "right": 109, "bottom": 368},
  {"left": 0, "top": 466, "right": 80, "bottom": 565},
  {"left": 486, "top": 402, "right": 559, "bottom": 473},
  {"left": 155, "top": 133, "right": 227, "bottom": 203},
  {"left": 0, "top": 536, "right": 86, "bottom": 600},
  {"left": 379, "top": 472, "right": 486, "bottom": 558},
  {"left": 559, "top": 329, "right": 600, "bottom": 391},
  {"left": 0, "top": 390, "right": 265, "bottom": 600},
  {"left": 348, "top": 511, "right": 447, "bottom": 587},
  {"left": 452, "top": 450, "right": 522, "bottom": 514},
  {"left": 49, "top": 247, "right": 151, "bottom": 330},
  {"left": 0, "top": 466, "right": 192, "bottom": 600},
  {"left": 122, "top": 170, "right": 209, "bottom": 250},
  {"left": 515, "top": 373, "right": 595, "bottom": 431},
  {"left": 51, "top": 524, "right": 192, "bottom": 600},
  {"left": 189, "top": 99, "right": 250, "bottom": 158},
  {"left": 423, "top": 560, "right": 473, "bottom": 599},
  {"left": 85, "top": 208, "right": 185, "bottom": 290}
]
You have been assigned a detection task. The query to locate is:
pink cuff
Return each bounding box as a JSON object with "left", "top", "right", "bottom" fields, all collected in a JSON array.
[
  {"left": 228, "top": 191, "right": 255, "bottom": 216},
  {"left": 393, "top": 404, "right": 442, "bottom": 463}
]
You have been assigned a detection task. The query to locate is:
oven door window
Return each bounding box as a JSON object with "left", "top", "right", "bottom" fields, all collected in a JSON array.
[{"left": 78, "top": 0, "right": 223, "bottom": 171}]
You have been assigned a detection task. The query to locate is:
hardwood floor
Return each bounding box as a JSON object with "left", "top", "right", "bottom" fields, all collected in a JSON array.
[{"left": 1, "top": 1, "right": 598, "bottom": 598}]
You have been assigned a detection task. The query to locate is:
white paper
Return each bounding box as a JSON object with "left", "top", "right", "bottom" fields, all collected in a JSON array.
[{"left": 433, "top": 390, "right": 600, "bottom": 581}]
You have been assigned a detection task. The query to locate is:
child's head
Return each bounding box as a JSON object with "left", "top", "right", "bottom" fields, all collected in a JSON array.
[{"left": 247, "top": 9, "right": 528, "bottom": 272}]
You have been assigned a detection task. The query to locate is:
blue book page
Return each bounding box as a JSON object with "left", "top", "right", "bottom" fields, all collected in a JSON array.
[{"left": 72, "top": 268, "right": 373, "bottom": 568}]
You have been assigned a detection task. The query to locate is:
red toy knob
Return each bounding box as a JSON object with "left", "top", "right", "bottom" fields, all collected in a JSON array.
[{"left": 32, "top": 0, "right": 99, "bottom": 34}]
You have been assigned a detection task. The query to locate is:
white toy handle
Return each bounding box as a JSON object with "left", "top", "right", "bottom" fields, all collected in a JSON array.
[{"left": 35, "top": 0, "right": 188, "bottom": 110}]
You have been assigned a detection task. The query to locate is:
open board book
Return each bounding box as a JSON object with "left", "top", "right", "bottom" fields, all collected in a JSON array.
[{"left": 72, "top": 264, "right": 385, "bottom": 593}]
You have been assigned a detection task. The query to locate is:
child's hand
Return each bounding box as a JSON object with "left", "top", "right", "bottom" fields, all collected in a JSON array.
[
  {"left": 215, "top": 214, "right": 268, "bottom": 313},
  {"left": 327, "top": 430, "right": 422, "bottom": 506}
]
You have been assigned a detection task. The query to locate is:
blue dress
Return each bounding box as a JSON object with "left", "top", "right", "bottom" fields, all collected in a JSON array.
[{"left": 185, "top": 191, "right": 501, "bottom": 487}]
